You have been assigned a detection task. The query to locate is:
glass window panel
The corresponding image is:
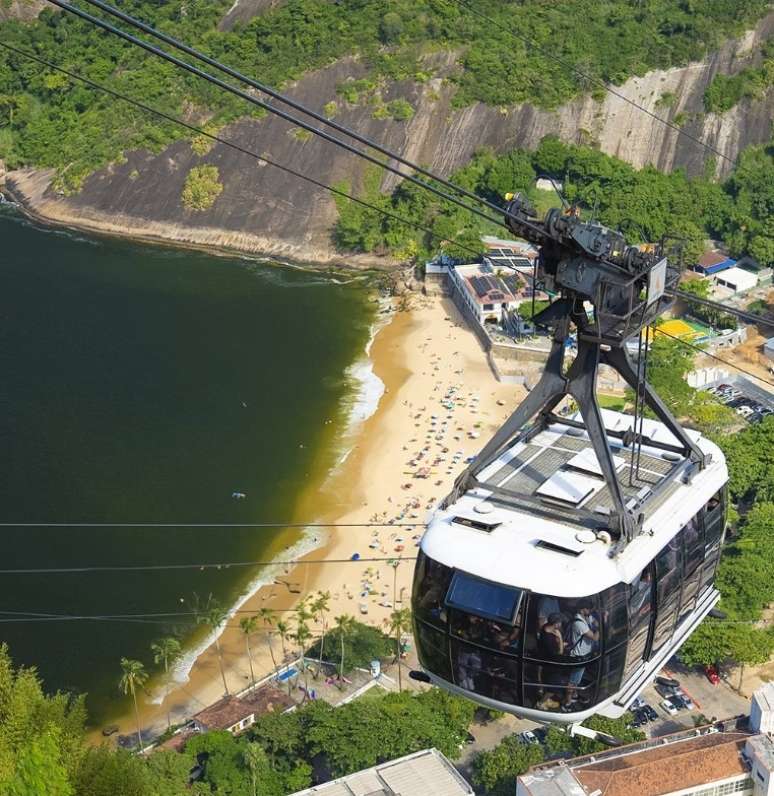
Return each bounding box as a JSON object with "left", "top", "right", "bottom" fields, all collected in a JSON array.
[
  {"left": 412, "top": 551, "right": 452, "bottom": 629},
  {"left": 415, "top": 620, "right": 451, "bottom": 681},
  {"left": 449, "top": 610, "right": 522, "bottom": 654},
  {"left": 625, "top": 566, "right": 653, "bottom": 677},
  {"left": 450, "top": 640, "right": 520, "bottom": 705},
  {"left": 650, "top": 600, "right": 679, "bottom": 656},
  {"left": 446, "top": 572, "right": 523, "bottom": 623},
  {"left": 523, "top": 660, "right": 598, "bottom": 712},
  {"left": 682, "top": 516, "right": 704, "bottom": 577},
  {"left": 601, "top": 584, "right": 628, "bottom": 650},
  {"left": 598, "top": 645, "right": 627, "bottom": 701},
  {"left": 524, "top": 594, "right": 601, "bottom": 661}
]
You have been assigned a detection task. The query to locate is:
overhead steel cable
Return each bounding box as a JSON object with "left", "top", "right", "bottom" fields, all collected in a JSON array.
[
  {"left": 669, "top": 289, "right": 774, "bottom": 329},
  {"left": 656, "top": 328, "right": 774, "bottom": 389},
  {"left": 0, "top": 41, "right": 485, "bottom": 259},
  {"left": 448, "top": 0, "right": 741, "bottom": 169},
  {"left": 0, "top": 554, "right": 418, "bottom": 575},
  {"left": 42, "top": 0, "right": 513, "bottom": 233},
  {"left": 77, "top": 0, "right": 524, "bottom": 228}
]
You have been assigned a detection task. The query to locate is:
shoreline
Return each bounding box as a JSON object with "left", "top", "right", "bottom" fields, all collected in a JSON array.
[
  {"left": 2, "top": 170, "right": 400, "bottom": 274},
  {"left": 100, "top": 291, "right": 525, "bottom": 744}
]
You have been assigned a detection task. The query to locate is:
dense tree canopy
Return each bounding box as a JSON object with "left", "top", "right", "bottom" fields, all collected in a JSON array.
[
  {"left": 0, "top": 0, "right": 770, "bottom": 191},
  {"left": 334, "top": 137, "right": 774, "bottom": 267}
]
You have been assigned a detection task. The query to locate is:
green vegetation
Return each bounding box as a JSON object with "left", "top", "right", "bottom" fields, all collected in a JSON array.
[
  {"left": 704, "top": 39, "right": 774, "bottom": 113},
  {"left": 305, "top": 617, "right": 394, "bottom": 674},
  {"left": 0, "top": 644, "right": 197, "bottom": 795},
  {"left": 334, "top": 136, "right": 774, "bottom": 267},
  {"left": 181, "top": 165, "right": 223, "bottom": 211},
  {"left": 0, "top": 0, "right": 771, "bottom": 191},
  {"left": 470, "top": 716, "right": 644, "bottom": 794},
  {"left": 679, "top": 278, "right": 738, "bottom": 328}
]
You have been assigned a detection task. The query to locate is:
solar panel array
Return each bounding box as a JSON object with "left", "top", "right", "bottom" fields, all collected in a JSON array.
[{"left": 470, "top": 274, "right": 508, "bottom": 298}]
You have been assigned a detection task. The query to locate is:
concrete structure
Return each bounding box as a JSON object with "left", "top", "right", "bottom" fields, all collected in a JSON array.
[
  {"left": 712, "top": 266, "right": 758, "bottom": 295},
  {"left": 191, "top": 686, "right": 293, "bottom": 735},
  {"left": 518, "top": 685, "right": 774, "bottom": 796},
  {"left": 694, "top": 250, "right": 737, "bottom": 277},
  {"left": 288, "top": 748, "right": 473, "bottom": 796},
  {"left": 764, "top": 337, "right": 774, "bottom": 362}
]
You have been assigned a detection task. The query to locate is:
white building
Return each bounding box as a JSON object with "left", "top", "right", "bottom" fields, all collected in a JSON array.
[
  {"left": 536, "top": 177, "right": 563, "bottom": 193},
  {"left": 288, "top": 748, "right": 474, "bottom": 796},
  {"left": 712, "top": 267, "right": 758, "bottom": 295},
  {"left": 448, "top": 262, "right": 522, "bottom": 324}
]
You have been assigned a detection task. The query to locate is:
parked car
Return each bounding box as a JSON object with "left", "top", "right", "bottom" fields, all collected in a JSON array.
[
  {"left": 644, "top": 705, "right": 658, "bottom": 722},
  {"left": 520, "top": 730, "right": 539, "bottom": 745},
  {"left": 632, "top": 696, "right": 646, "bottom": 709},
  {"left": 672, "top": 691, "right": 695, "bottom": 711},
  {"left": 661, "top": 698, "right": 679, "bottom": 717},
  {"left": 704, "top": 665, "right": 720, "bottom": 685}
]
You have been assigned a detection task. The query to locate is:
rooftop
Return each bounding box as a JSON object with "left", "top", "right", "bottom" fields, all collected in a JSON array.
[
  {"left": 422, "top": 411, "right": 726, "bottom": 595},
  {"left": 288, "top": 748, "right": 474, "bottom": 796},
  {"left": 519, "top": 717, "right": 766, "bottom": 796},
  {"left": 572, "top": 731, "right": 750, "bottom": 796},
  {"left": 191, "top": 686, "right": 293, "bottom": 730}
]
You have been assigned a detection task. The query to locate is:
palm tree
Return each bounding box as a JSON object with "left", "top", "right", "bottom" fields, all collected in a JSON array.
[
  {"left": 196, "top": 599, "right": 230, "bottom": 695},
  {"left": 243, "top": 743, "right": 265, "bottom": 796},
  {"left": 334, "top": 614, "right": 356, "bottom": 689},
  {"left": 257, "top": 607, "right": 279, "bottom": 676},
  {"left": 311, "top": 591, "right": 331, "bottom": 679},
  {"left": 387, "top": 608, "right": 412, "bottom": 692},
  {"left": 150, "top": 637, "right": 181, "bottom": 676},
  {"left": 275, "top": 619, "right": 292, "bottom": 696},
  {"left": 294, "top": 621, "right": 313, "bottom": 697},
  {"left": 119, "top": 658, "right": 148, "bottom": 751},
  {"left": 239, "top": 616, "right": 259, "bottom": 689}
]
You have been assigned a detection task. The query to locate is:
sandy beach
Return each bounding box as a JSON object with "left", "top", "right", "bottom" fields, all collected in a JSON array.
[{"left": 103, "top": 292, "right": 525, "bottom": 742}]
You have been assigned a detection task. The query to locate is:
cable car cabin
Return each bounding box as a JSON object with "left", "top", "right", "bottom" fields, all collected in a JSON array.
[{"left": 412, "top": 410, "right": 728, "bottom": 723}]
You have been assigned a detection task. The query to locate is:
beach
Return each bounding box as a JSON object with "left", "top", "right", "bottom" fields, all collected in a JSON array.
[{"left": 109, "top": 292, "right": 525, "bottom": 741}]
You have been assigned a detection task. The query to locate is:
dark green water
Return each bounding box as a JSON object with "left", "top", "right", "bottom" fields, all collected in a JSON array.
[{"left": 0, "top": 208, "right": 373, "bottom": 721}]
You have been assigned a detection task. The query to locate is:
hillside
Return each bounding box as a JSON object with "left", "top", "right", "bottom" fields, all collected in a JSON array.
[{"left": 1, "top": 1, "right": 773, "bottom": 265}]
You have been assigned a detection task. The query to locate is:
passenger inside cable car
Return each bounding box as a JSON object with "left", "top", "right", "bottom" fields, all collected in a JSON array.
[{"left": 412, "top": 488, "right": 726, "bottom": 717}]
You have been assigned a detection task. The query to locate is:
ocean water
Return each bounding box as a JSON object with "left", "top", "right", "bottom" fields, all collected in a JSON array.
[{"left": 0, "top": 208, "right": 375, "bottom": 721}]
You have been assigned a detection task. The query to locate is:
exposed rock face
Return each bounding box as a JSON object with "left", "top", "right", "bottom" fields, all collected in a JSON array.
[
  {"left": 7, "top": 12, "right": 774, "bottom": 267},
  {"left": 218, "top": 0, "right": 284, "bottom": 31},
  {"left": 0, "top": 0, "right": 47, "bottom": 22}
]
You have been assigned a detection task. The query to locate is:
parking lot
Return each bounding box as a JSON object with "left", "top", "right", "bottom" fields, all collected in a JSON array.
[{"left": 703, "top": 376, "right": 774, "bottom": 424}]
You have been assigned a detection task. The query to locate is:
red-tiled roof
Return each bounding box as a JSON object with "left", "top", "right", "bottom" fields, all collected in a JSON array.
[
  {"left": 573, "top": 733, "right": 750, "bottom": 796},
  {"left": 192, "top": 687, "right": 294, "bottom": 731},
  {"left": 698, "top": 250, "right": 729, "bottom": 268}
]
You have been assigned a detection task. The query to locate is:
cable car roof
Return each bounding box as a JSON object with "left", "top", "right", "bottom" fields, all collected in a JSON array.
[{"left": 422, "top": 411, "right": 727, "bottom": 598}]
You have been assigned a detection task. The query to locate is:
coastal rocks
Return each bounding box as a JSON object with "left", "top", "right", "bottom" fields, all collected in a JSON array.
[{"left": 7, "top": 11, "right": 774, "bottom": 267}]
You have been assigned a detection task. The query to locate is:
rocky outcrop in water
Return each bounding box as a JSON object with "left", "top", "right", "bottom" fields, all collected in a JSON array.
[{"left": 6, "top": 12, "right": 773, "bottom": 267}]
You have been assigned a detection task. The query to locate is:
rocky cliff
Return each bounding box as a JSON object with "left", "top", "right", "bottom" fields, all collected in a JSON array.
[{"left": 6, "top": 11, "right": 774, "bottom": 267}]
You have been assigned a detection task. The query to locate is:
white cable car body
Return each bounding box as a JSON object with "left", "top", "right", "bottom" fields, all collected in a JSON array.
[
  {"left": 412, "top": 197, "right": 730, "bottom": 724},
  {"left": 413, "top": 410, "right": 727, "bottom": 723}
]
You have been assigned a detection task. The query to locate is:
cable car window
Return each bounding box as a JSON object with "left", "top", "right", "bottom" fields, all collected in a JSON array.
[
  {"left": 524, "top": 593, "right": 600, "bottom": 659},
  {"left": 415, "top": 620, "right": 451, "bottom": 682},
  {"left": 624, "top": 566, "right": 653, "bottom": 678},
  {"left": 450, "top": 640, "right": 520, "bottom": 705},
  {"left": 651, "top": 538, "right": 682, "bottom": 656},
  {"left": 682, "top": 516, "right": 704, "bottom": 577},
  {"left": 450, "top": 611, "right": 522, "bottom": 654},
  {"left": 445, "top": 572, "right": 523, "bottom": 624},
  {"left": 523, "top": 660, "right": 599, "bottom": 712},
  {"left": 412, "top": 551, "right": 452, "bottom": 629},
  {"left": 601, "top": 584, "right": 628, "bottom": 650},
  {"left": 598, "top": 646, "right": 626, "bottom": 701}
]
